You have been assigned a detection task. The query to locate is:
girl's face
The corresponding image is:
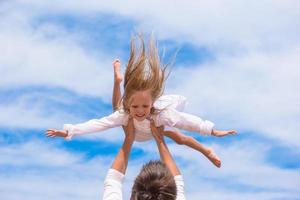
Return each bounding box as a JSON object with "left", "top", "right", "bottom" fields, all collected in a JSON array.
[{"left": 129, "top": 90, "right": 153, "bottom": 121}]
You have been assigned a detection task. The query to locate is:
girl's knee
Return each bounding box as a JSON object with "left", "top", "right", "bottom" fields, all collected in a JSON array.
[{"left": 175, "top": 135, "right": 191, "bottom": 145}]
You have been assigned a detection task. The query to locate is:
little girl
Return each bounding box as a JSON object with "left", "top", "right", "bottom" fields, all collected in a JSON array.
[{"left": 46, "top": 35, "right": 236, "bottom": 168}]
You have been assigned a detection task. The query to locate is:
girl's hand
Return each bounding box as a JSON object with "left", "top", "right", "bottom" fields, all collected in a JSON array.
[
  {"left": 150, "top": 119, "right": 165, "bottom": 142},
  {"left": 211, "top": 129, "right": 237, "bottom": 137},
  {"left": 45, "top": 129, "right": 68, "bottom": 138}
]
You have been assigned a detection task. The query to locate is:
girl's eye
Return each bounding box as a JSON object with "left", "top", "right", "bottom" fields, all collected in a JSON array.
[
  {"left": 132, "top": 105, "right": 138, "bottom": 108},
  {"left": 143, "top": 105, "right": 149, "bottom": 108}
]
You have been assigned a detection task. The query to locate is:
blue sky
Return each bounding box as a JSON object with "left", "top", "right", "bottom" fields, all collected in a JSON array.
[{"left": 0, "top": 1, "right": 300, "bottom": 199}]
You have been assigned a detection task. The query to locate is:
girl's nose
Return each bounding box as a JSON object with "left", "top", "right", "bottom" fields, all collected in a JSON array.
[{"left": 138, "top": 108, "right": 144, "bottom": 113}]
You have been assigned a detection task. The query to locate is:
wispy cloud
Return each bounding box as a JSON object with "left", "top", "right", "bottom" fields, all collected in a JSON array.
[
  {"left": 0, "top": 5, "right": 120, "bottom": 99},
  {"left": 0, "top": 86, "right": 111, "bottom": 129},
  {"left": 168, "top": 47, "right": 300, "bottom": 147}
]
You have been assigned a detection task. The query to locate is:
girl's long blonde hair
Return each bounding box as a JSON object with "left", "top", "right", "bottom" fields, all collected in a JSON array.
[{"left": 121, "top": 35, "right": 170, "bottom": 114}]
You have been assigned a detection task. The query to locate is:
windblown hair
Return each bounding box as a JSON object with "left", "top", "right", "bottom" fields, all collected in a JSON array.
[
  {"left": 120, "top": 35, "right": 170, "bottom": 113},
  {"left": 130, "top": 160, "right": 177, "bottom": 200}
]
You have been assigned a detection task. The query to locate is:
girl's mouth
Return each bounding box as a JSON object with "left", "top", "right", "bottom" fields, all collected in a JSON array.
[{"left": 135, "top": 114, "right": 145, "bottom": 118}]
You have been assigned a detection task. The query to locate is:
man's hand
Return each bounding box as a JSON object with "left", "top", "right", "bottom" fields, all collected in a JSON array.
[
  {"left": 123, "top": 116, "right": 135, "bottom": 141},
  {"left": 150, "top": 119, "right": 164, "bottom": 143}
]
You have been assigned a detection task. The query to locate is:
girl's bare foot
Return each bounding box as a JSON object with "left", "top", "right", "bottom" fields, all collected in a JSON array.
[
  {"left": 206, "top": 148, "right": 221, "bottom": 168},
  {"left": 212, "top": 129, "right": 236, "bottom": 137},
  {"left": 113, "top": 59, "right": 123, "bottom": 83}
]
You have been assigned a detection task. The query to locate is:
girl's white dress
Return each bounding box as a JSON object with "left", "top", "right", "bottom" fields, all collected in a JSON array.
[{"left": 63, "top": 95, "right": 214, "bottom": 142}]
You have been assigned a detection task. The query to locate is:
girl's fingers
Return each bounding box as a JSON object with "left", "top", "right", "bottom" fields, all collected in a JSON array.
[
  {"left": 150, "top": 124, "right": 157, "bottom": 133},
  {"left": 48, "top": 134, "right": 56, "bottom": 138},
  {"left": 149, "top": 119, "right": 155, "bottom": 127},
  {"left": 157, "top": 126, "right": 164, "bottom": 133},
  {"left": 47, "top": 135, "right": 55, "bottom": 138},
  {"left": 150, "top": 124, "right": 157, "bottom": 132},
  {"left": 46, "top": 132, "right": 59, "bottom": 137}
]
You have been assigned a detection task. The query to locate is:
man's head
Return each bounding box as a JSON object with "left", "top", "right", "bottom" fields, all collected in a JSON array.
[{"left": 130, "top": 160, "right": 177, "bottom": 200}]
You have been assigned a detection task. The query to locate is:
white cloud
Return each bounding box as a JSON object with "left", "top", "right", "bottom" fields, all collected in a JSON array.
[
  {"left": 0, "top": 97, "right": 125, "bottom": 142},
  {"left": 0, "top": 140, "right": 81, "bottom": 166},
  {"left": 167, "top": 46, "right": 300, "bottom": 147},
  {"left": 0, "top": 102, "right": 69, "bottom": 129},
  {"left": 1, "top": 1, "right": 300, "bottom": 199},
  {"left": 0, "top": 6, "right": 115, "bottom": 100},
  {"left": 0, "top": 140, "right": 111, "bottom": 200},
  {"left": 1, "top": 138, "right": 299, "bottom": 200},
  {"left": 13, "top": 0, "right": 300, "bottom": 51}
]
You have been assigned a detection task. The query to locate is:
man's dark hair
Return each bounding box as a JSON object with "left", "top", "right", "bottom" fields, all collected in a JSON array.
[{"left": 130, "top": 160, "right": 177, "bottom": 200}]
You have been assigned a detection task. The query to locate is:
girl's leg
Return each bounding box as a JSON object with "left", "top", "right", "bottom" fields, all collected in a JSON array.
[
  {"left": 164, "top": 130, "right": 221, "bottom": 168},
  {"left": 112, "top": 59, "right": 123, "bottom": 111}
]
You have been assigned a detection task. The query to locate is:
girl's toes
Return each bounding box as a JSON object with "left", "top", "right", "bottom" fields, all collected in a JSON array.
[{"left": 207, "top": 149, "right": 221, "bottom": 168}]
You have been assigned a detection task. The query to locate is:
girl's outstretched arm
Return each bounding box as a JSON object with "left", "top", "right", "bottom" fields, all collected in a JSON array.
[
  {"left": 45, "top": 111, "right": 127, "bottom": 140},
  {"left": 157, "top": 108, "right": 237, "bottom": 137}
]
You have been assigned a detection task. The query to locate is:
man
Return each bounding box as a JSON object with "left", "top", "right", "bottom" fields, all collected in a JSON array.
[{"left": 102, "top": 117, "right": 186, "bottom": 200}]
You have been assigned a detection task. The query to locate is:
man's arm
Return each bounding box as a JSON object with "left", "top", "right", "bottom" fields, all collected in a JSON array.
[
  {"left": 150, "top": 120, "right": 180, "bottom": 176},
  {"left": 111, "top": 117, "right": 135, "bottom": 173},
  {"left": 150, "top": 121, "right": 187, "bottom": 200},
  {"left": 102, "top": 117, "right": 135, "bottom": 200}
]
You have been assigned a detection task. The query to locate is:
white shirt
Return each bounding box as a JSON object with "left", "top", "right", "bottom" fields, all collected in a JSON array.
[
  {"left": 102, "top": 169, "right": 186, "bottom": 200},
  {"left": 63, "top": 95, "right": 214, "bottom": 142}
]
